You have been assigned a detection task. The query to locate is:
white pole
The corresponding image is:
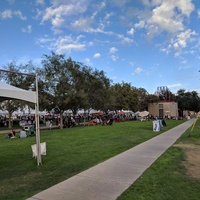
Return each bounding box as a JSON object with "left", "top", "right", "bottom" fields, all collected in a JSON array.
[{"left": 35, "top": 75, "right": 42, "bottom": 165}]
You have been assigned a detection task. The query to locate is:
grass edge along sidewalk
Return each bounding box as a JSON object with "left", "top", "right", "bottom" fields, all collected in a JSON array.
[
  {"left": 118, "top": 118, "right": 200, "bottom": 200},
  {"left": 0, "top": 119, "right": 187, "bottom": 200},
  {"left": 27, "top": 119, "right": 194, "bottom": 200}
]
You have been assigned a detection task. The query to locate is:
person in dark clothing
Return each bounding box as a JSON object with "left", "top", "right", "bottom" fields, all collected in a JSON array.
[
  {"left": 6, "top": 129, "right": 16, "bottom": 139},
  {"left": 162, "top": 119, "right": 167, "bottom": 127},
  {"left": 29, "top": 125, "right": 35, "bottom": 136}
]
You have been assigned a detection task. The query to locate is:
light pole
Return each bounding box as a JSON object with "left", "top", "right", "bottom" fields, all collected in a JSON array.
[{"left": 0, "top": 69, "right": 41, "bottom": 165}]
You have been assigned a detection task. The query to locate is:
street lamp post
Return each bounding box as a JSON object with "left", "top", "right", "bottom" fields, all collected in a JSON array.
[{"left": 0, "top": 69, "right": 42, "bottom": 165}]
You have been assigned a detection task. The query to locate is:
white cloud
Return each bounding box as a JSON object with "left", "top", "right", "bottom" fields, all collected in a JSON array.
[
  {"left": 51, "top": 27, "right": 63, "bottom": 34},
  {"left": 112, "top": 76, "right": 118, "bottom": 80},
  {"left": 129, "top": 62, "right": 135, "bottom": 66},
  {"left": 144, "top": 0, "right": 194, "bottom": 16},
  {"left": 109, "top": 47, "right": 118, "bottom": 54},
  {"left": 178, "top": 65, "right": 191, "bottom": 70},
  {"left": 90, "top": 1, "right": 106, "bottom": 21},
  {"left": 56, "top": 43, "right": 85, "bottom": 53},
  {"left": 142, "top": 0, "right": 162, "bottom": 7},
  {"left": 55, "top": 35, "right": 86, "bottom": 53},
  {"left": 13, "top": 10, "right": 27, "bottom": 20},
  {"left": 36, "top": 0, "right": 45, "bottom": 5},
  {"left": 147, "top": 2, "right": 184, "bottom": 34},
  {"left": 22, "top": 25, "right": 32, "bottom": 33},
  {"left": 36, "top": 34, "right": 87, "bottom": 53},
  {"left": 167, "top": 83, "right": 182, "bottom": 90},
  {"left": 160, "top": 46, "right": 171, "bottom": 54},
  {"left": 116, "top": 34, "right": 133, "bottom": 44},
  {"left": 71, "top": 17, "right": 93, "bottom": 31},
  {"left": 134, "top": 67, "right": 143, "bottom": 74},
  {"left": 93, "top": 53, "right": 101, "bottom": 58},
  {"left": 110, "top": 0, "right": 130, "bottom": 7},
  {"left": 181, "top": 59, "right": 187, "bottom": 64},
  {"left": 52, "top": 14, "right": 65, "bottom": 27},
  {"left": 87, "top": 28, "right": 133, "bottom": 45},
  {"left": 173, "top": 29, "right": 196, "bottom": 51},
  {"left": 127, "top": 28, "right": 135, "bottom": 36},
  {"left": 1, "top": 9, "right": 12, "bottom": 19},
  {"left": 138, "top": 0, "right": 197, "bottom": 57},
  {"left": 85, "top": 58, "right": 91, "bottom": 64},
  {"left": 36, "top": 35, "right": 56, "bottom": 49},
  {"left": 38, "top": 1, "right": 133, "bottom": 45},
  {"left": 94, "top": 1, "right": 106, "bottom": 12},
  {"left": 104, "top": 12, "right": 114, "bottom": 20},
  {"left": 198, "top": 10, "right": 200, "bottom": 18},
  {"left": 109, "top": 47, "right": 119, "bottom": 61},
  {"left": 111, "top": 55, "right": 118, "bottom": 61},
  {"left": 160, "top": 29, "right": 197, "bottom": 55},
  {"left": 134, "top": 20, "right": 145, "bottom": 29},
  {"left": 176, "top": 0, "right": 194, "bottom": 17},
  {"left": 40, "top": 2, "right": 88, "bottom": 29},
  {"left": 0, "top": 9, "right": 26, "bottom": 20},
  {"left": 6, "top": 0, "right": 15, "bottom": 4},
  {"left": 37, "top": 36, "right": 55, "bottom": 43},
  {"left": 101, "top": 12, "right": 114, "bottom": 27},
  {"left": 143, "top": 0, "right": 194, "bottom": 35}
]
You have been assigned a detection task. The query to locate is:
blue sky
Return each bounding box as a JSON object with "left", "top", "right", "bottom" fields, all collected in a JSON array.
[{"left": 1, "top": 0, "right": 200, "bottom": 94}]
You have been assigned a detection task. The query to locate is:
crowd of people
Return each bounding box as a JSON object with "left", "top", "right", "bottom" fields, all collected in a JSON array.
[
  {"left": 5, "top": 125, "right": 35, "bottom": 139},
  {"left": 2, "top": 110, "right": 155, "bottom": 139}
]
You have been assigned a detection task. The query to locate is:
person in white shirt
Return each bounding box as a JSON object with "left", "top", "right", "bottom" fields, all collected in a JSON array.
[{"left": 19, "top": 129, "right": 27, "bottom": 138}]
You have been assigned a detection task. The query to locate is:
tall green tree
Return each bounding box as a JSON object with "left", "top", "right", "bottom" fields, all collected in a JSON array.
[
  {"left": 40, "top": 52, "right": 73, "bottom": 128},
  {"left": 136, "top": 88, "right": 148, "bottom": 111},
  {"left": 175, "top": 89, "right": 200, "bottom": 116},
  {"left": 40, "top": 52, "right": 113, "bottom": 127},
  {"left": 136, "top": 88, "right": 159, "bottom": 111},
  {"left": 82, "top": 67, "right": 112, "bottom": 112},
  {"left": 111, "top": 82, "right": 138, "bottom": 111},
  {"left": 190, "top": 91, "right": 200, "bottom": 111},
  {"left": 63, "top": 60, "right": 89, "bottom": 115}
]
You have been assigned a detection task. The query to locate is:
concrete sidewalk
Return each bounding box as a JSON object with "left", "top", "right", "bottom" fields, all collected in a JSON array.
[{"left": 27, "top": 119, "right": 194, "bottom": 200}]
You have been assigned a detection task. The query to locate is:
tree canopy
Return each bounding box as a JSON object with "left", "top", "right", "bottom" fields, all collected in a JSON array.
[
  {"left": 175, "top": 89, "right": 200, "bottom": 116},
  {"left": 1, "top": 52, "right": 200, "bottom": 128},
  {"left": 38, "top": 52, "right": 114, "bottom": 127}
]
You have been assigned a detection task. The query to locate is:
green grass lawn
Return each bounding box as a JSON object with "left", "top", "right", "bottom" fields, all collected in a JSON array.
[
  {"left": 0, "top": 119, "right": 187, "bottom": 200},
  {"left": 118, "top": 118, "right": 200, "bottom": 200}
]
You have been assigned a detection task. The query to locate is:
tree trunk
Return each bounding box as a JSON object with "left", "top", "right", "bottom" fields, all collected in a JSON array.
[
  {"left": 83, "top": 110, "right": 87, "bottom": 126},
  {"left": 60, "top": 111, "right": 63, "bottom": 129},
  {"left": 8, "top": 112, "right": 12, "bottom": 129}
]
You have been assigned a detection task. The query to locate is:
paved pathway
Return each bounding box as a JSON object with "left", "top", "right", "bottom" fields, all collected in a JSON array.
[{"left": 27, "top": 119, "right": 194, "bottom": 200}]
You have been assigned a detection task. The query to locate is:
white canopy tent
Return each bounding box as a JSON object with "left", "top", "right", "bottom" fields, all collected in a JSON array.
[
  {"left": 0, "top": 82, "right": 36, "bottom": 103},
  {"left": 0, "top": 82, "right": 42, "bottom": 165}
]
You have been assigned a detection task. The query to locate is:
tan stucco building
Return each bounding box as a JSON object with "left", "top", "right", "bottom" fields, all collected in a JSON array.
[{"left": 148, "top": 101, "right": 178, "bottom": 118}]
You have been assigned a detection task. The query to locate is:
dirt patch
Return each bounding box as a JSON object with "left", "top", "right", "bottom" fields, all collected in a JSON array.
[{"left": 173, "top": 143, "right": 200, "bottom": 178}]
